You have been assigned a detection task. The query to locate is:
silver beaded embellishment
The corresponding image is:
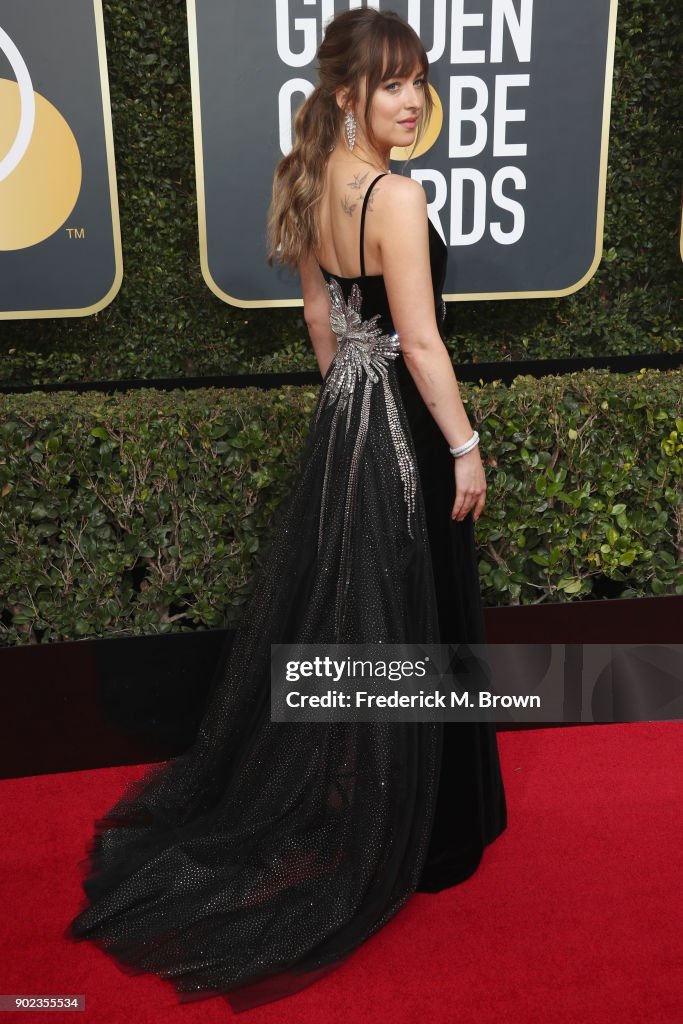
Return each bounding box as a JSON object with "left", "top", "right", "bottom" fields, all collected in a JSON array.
[
  {"left": 316, "top": 278, "right": 418, "bottom": 633},
  {"left": 344, "top": 110, "right": 356, "bottom": 151}
]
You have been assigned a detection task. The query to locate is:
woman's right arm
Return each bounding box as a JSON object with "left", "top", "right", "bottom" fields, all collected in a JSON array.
[{"left": 375, "top": 176, "right": 486, "bottom": 522}]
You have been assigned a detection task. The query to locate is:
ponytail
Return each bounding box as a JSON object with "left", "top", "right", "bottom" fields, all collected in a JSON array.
[{"left": 266, "top": 87, "right": 339, "bottom": 270}]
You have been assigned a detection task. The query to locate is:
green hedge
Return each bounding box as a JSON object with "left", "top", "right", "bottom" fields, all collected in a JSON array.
[
  {"left": 1, "top": 367, "right": 680, "bottom": 645},
  {"left": 0, "top": 0, "right": 681, "bottom": 385}
]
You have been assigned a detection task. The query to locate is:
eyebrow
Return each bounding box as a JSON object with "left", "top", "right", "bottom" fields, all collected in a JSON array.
[{"left": 382, "top": 68, "right": 426, "bottom": 80}]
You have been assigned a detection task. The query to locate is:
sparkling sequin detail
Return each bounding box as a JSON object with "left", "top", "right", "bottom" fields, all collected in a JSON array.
[
  {"left": 315, "top": 279, "right": 401, "bottom": 420},
  {"left": 315, "top": 278, "right": 418, "bottom": 631}
]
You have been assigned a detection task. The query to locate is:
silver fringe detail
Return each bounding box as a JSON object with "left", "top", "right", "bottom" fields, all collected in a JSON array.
[{"left": 315, "top": 279, "right": 418, "bottom": 632}]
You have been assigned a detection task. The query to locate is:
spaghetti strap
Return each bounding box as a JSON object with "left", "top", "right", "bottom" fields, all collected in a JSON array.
[{"left": 359, "top": 172, "right": 389, "bottom": 276}]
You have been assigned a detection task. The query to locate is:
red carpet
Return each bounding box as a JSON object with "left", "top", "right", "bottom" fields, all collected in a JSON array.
[{"left": 2, "top": 723, "right": 681, "bottom": 1023}]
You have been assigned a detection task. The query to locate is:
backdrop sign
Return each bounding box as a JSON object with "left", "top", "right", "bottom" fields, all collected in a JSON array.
[
  {"left": 188, "top": 0, "right": 618, "bottom": 308},
  {"left": 0, "top": 1, "right": 121, "bottom": 319}
]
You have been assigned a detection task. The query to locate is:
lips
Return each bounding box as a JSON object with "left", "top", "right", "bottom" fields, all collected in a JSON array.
[{"left": 399, "top": 119, "right": 417, "bottom": 127}]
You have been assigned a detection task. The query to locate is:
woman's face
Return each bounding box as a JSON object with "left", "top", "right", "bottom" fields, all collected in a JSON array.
[{"left": 358, "top": 63, "right": 426, "bottom": 154}]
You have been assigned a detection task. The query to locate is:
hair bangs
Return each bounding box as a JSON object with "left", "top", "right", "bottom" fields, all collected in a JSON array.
[{"left": 379, "top": 23, "right": 429, "bottom": 81}]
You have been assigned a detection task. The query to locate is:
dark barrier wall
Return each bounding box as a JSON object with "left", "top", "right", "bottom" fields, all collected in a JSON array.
[
  {"left": 190, "top": 0, "right": 618, "bottom": 305},
  {"left": 0, "top": 2, "right": 122, "bottom": 318}
]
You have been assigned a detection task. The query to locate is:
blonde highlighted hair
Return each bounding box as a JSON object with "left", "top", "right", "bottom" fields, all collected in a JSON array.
[{"left": 267, "top": 8, "right": 433, "bottom": 271}]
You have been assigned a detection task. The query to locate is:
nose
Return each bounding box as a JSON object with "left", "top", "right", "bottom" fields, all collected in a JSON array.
[{"left": 405, "top": 84, "right": 422, "bottom": 111}]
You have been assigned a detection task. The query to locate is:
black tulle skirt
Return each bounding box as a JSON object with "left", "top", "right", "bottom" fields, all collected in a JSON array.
[{"left": 65, "top": 350, "right": 506, "bottom": 1012}]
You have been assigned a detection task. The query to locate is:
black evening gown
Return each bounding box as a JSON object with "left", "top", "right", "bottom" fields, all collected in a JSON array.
[{"left": 65, "top": 172, "right": 507, "bottom": 1012}]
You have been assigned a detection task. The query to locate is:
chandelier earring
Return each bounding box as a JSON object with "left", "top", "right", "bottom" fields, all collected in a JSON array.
[{"left": 344, "top": 109, "right": 357, "bottom": 151}]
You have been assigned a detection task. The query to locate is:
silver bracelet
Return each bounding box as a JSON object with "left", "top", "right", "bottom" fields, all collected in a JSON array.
[{"left": 449, "top": 430, "right": 480, "bottom": 458}]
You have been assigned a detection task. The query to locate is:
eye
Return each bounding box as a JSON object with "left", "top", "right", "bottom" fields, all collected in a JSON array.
[{"left": 385, "top": 77, "right": 426, "bottom": 91}]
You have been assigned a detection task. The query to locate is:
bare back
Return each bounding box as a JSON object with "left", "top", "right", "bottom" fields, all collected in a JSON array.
[{"left": 314, "top": 154, "right": 390, "bottom": 278}]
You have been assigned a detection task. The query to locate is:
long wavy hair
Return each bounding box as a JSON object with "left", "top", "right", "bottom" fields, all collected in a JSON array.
[{"left": 267, "top": 8, "right": 433, "bottom": 271}]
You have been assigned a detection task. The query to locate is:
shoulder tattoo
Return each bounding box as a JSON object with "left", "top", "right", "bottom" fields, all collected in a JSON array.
[
  {"left": 341, "top": 194, "right": 357, "bottom": 217},
  {"left": 340, "top": 171, "right": 382, "bottom": 216}
]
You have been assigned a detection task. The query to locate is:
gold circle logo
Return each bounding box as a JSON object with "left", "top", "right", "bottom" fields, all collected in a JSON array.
[
  {"left": 0, "top": 28, "right": 81, "bottom": 251},
  {"left": 391, "top": 83, "right": 443, "bottom": 162}
]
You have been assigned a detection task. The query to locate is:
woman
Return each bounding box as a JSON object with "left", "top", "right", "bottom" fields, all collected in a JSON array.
[{"left": 66, "top": 8, "right": 506, "bottom": 1013}]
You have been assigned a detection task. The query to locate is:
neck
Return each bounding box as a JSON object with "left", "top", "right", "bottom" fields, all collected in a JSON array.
[
  {"left": 334, "top": 136, "right": 390, "bottom": 173},
  {"left": 351, "top": 147, "right": 390, "bottom": 173}
]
